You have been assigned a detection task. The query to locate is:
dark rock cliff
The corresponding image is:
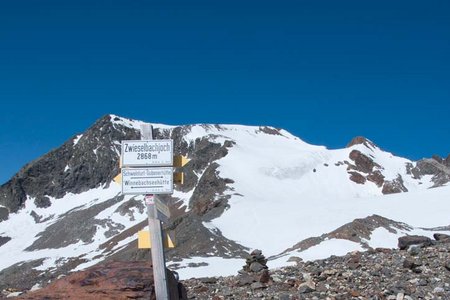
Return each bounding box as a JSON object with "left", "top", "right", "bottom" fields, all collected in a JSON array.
[{"left": 0, "top": 115, "right": 139, "bottom": 217}]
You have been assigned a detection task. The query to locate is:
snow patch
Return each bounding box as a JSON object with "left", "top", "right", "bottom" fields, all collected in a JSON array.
[
  {"left": 270, "top": 239, "right": 364, "bottom": 269},
  {"left": 0, "top": 185, "right": 121, "bottom": 271},
  {"left": 171, "top": 189, "right": 194, "bottom": 210},
  {"left": 73, "top": 134, "right": 83, "bottom": 146},
  {"left": 203, "top": 222, "right": 221, "bottom": 236},
  {"left": 168, "top": 256, "right": 243, "bottom": 279},
  {"left": 364, "top": 227, "right": 405, "bottom": 249},
  {"left": 30, "top": 283, "right": 41, "bottom": 292},
  {"left": 109, "top": 114, "right": 173, "bottom": 131},
  {"left": 6, "top": 292, "right": 22, "bottom": 298},
  {"left": 207, "top": 124, "right": 450, "bottom": 257}
]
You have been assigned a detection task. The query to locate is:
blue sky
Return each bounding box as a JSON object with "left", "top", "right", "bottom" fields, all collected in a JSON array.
[{"left": 0, "top": 0, "right": 449, "bottom": 184}]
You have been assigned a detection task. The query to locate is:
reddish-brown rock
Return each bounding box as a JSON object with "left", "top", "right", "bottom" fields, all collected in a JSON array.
[
  {"left": 349, "top": 171, "right": 366, "bottom": 184},
  {"left": 259, "top": 269, "right": 271, "bottom": 284},
  {"left": 18, "top": 261, "right": 186, "bottom": 300},
  {"left": 349, "top": 150, "right": 378, "bottom": 173},
  {"left": 366, "top": 171, "right": 385, "bottom": 187},
  {"left": 346, "top": 136, "right": 377, "bottom": 149},
  {"left": 350, "top": 290, "right": 361, "bottom": 297}
]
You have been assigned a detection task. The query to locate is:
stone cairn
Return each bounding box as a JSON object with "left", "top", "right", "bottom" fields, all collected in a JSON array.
[
  {"left": 235, "top": 249, "right": 271, "bottom": 289},
  {"left": 242, "top": 249, "right": 268, "bottom": 273}
]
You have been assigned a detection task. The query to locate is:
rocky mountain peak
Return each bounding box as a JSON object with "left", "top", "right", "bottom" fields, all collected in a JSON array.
[
  {"left": 346, "top": 136, "right": 378, "bottom": 150},
  {"left": 0, "top": 114, "right": 141, "bottom": 217}
]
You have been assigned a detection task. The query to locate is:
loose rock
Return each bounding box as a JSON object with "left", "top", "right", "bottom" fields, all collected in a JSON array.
[{"left": 183, "top": 237, "right": 450, "bottom": 300}]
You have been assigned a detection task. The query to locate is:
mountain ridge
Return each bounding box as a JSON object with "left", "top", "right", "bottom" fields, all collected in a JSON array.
[{"left": 0, "top": 114, "right": 449, "bottom": 294}]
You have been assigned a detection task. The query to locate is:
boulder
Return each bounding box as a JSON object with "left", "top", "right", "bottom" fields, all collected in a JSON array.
[
  {"left": 34, "top": 196, "right": 51, "bottom": 208},
  {"left": 17, "top": 261, "right": 186, "bottom": 299},
  {"left": 398, "top": 235, "right": 433, "bottom": 250},
  {"left": 433, "top": 233, "right": 450, "bottom": 242},
  {"left": 298, "top": 280, "right": 316, "bottom": 293}
]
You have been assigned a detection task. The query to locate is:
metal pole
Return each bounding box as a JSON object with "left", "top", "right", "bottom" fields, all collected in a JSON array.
[{"left": 141, "top": 124, "right": 169, "bottom": 300}]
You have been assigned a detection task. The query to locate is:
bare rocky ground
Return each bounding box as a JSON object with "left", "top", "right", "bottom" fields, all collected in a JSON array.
[
  {"left": 182, "top": 235, "right": 450, "bottom": 300},
  {"left": 3, "top": 261, "right": 186, "bottom": 300},
  {"left": 2, "top": 234, "right": 449, "bottom": 299}
]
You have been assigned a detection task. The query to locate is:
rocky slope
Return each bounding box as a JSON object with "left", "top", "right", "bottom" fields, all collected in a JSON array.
[
  {"left": 0, "top": 115, "right": 247, "bottom": 292},
  {"left": 5, "top": 234, "right": 449, "bottom": 299},
  {"left": 182, "top": 234, "right": 450, "bottom": 299},
  {"left": 345, "top": 137, "right": 450, "bottom": 193},
  {"left": 271, "top": 215, "right": 413, "bottom": 261},
  {"left": 0, "top": 114, "right": 449, "bottom": 294}
]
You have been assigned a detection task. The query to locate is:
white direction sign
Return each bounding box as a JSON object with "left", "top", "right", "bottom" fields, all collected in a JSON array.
[
  {"left": 121, "top": 140, "right": 173, "bottom": 167},
  {"left": 122, "top": 167, "right": 173, "bottom": 195}
]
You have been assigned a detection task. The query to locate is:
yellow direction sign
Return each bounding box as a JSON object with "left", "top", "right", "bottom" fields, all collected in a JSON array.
[
  {"left": 174, "top": 172, "right": 184, "bottom": 185},
  {"left": 113, "top": 173, "right": 122, "bottom": 184},
  {"left": 113, "top": 160, "right": 123, "bottom": 184},
  {"left": 173, "top": 155, "right": 190, "bottom": 168},
  {"left": 138, "top": 230, "right": 175, "bottom": 249}
]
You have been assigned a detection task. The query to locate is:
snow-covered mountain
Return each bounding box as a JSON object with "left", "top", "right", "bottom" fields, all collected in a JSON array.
[{"left": 0, "top": 114, "right": 449, "bottom": 291}]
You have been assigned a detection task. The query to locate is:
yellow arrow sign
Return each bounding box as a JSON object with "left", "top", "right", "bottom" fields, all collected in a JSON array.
[
  {"left": 113, "top": 173, "right": 122, "bottom": 184},
  {"left": 138, "top": 230, "right": 175, "bottom": 249},
  {"left": 174, "top": 172, "right": 184, "bottom": 185},
  {"left": 173, "top": 155, "right": 190, "bottom": 168},
  {"left": 114, "top": 159, "right": 122, "bottom": 184}
]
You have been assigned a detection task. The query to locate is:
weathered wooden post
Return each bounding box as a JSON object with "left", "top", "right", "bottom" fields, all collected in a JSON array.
[
  {"left": 141, "top": 124, "right": 169, "bottom": 300},
  {"left": 118, "top": 123, "right": 188, "bottom": 299}
]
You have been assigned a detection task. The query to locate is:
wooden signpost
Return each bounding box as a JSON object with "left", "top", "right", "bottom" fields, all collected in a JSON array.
[{"left": 118, "top": 124, "right": 189, "bottom": 300}]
